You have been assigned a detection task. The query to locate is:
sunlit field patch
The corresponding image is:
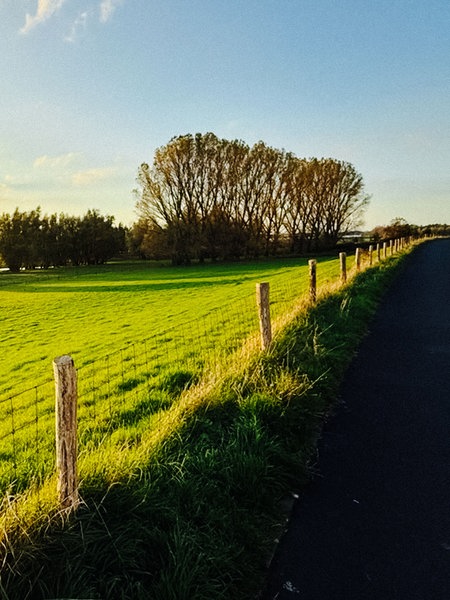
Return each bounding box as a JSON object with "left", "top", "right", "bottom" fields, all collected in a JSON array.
[
  {"left": 0, "top": 257, "right": 346, "bottom": 396},
  {"left": 0, "top": 246, "right": 412, "bottom": 600},
  {"left": 0, "top": 255, "right": 350, "bottom": 497}
]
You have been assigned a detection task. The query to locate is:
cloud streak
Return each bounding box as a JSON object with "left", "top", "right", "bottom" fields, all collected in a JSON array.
[
  {"left": 64, "top": 10, "right": 89, "bottom": 43},
  {"left": 20, "top": 0, "right": 66, "bottom": 34},
  {"left": 33, "top": 152, "right": 82, "bottom": 169},
  {"left": 72, "top": 167, "right": 116, "bottom": 186},
  {"left": 19, "top": 1, "right": 125, "bottom": 37},
  {"left": 99, "top": 0, "right": 123, "bottom": 23}
]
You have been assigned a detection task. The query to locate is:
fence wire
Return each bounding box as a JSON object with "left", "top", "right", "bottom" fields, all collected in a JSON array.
[
  {"left": 0, "top": 379, "right": 54, "bottom": 499},
  {"left": 0, "top": 250, "right": 384, "bottom": 502}
]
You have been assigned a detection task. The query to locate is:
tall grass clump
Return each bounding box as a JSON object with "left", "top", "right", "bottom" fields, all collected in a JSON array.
[{"left": 0, "top": 250, "right": 413, "bottom": 599}]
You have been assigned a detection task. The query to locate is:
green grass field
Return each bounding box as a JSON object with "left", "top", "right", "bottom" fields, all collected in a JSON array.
[
  {"left": 0, "top": 255, "right": 352, "bottom": 498},
  {"left": 0, "top": 244, "right": 412, "bottom": 600},
  {"left": 0, "top": 257, "right": 348, "bottom": 392}
]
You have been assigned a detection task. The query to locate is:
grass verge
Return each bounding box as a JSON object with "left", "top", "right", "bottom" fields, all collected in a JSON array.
[{"left": 0, "top": 251, "right": 411, "bottom": 599}]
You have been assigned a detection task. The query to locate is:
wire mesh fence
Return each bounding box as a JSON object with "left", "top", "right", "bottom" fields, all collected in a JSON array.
[
  {"left": 0, "top": 379, "right": 54, "bottom": 499},
  {"left": 0, "top": 245, "right": 402, "bottom": 507},
  {"left": 1, "top": 281, "right": 263, "bottom": 500}
]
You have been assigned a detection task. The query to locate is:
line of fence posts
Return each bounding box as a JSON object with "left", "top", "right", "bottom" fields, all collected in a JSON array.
[
  {"left": 14, "top": 237, "right": 409, "bottom": 513},
  {"left": 254, "top": 235, "right": 408, "bottom": 360}
]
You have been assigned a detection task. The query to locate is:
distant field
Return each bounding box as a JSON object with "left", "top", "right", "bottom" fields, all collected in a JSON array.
[
  {"left": 0, "top": 255, "right": 349, "bottom": 496},
  {"left": 0, "top": 257, "right": 348, "bottom": 397}
]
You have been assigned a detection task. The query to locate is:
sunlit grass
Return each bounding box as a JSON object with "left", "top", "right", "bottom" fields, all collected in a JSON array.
[
  {"left": 0, "top": 257, "right": 346, "bottom": 394},
  {"left": 0, "top": 253, "right": 354, "bottom": 499},
  {"left": 0, "top": 245, "right": 415, "bottom": 600}
]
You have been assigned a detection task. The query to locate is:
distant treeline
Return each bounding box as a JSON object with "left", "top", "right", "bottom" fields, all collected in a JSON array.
[
  {"left": 131, "top": 133, "right": 369, "bottom": 264},
  {"left": 371, "top": 219, "right": 450, "bottom": 241},
  {"left": 0, "top": 208, "right": 126, "bottom": 271},
  {"left": 1, "top": 132, "right": 448, "bottom": 272}
]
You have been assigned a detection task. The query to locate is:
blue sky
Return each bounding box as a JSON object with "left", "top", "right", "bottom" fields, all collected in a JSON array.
[{"left": 0, "top": 0, "right": 449, "bottom": 229}]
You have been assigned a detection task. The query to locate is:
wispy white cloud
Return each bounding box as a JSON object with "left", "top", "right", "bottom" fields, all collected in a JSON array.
[
  {"left": 3, "top": 175, "right": 17, "bottom": 185},
  {"left": 71, "top": 167, "right": 116, "bottom": 186},
  {"left": 99, "top": 0, "right": 123, "bottom": 23},
  {"left": 0, "top": 172, "right": 33, "bottom": 203},
  {"left": 20, "top": 0, "right": 66, "bottom": 34},
  {"left": 33, "top": 155, "right": 117, "bottom": 187},
  {"left": 64, "top": 10, "right": 89, "bottom": 43},
  {"left": 19, "top": 0, "right": 124, "bottom": 38},
  {"left": 0, "top": 181, "right": 12, "bottom": 199},
  {"left": 33, "top": 152, "right": 82, "bottom": 169}
]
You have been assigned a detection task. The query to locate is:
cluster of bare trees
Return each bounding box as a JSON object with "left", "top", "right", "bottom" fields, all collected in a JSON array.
[{"left": 132, "top": 133, "right": 369, "bottom": 264}]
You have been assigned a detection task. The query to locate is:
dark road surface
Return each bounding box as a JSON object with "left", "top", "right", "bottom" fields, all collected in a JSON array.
[{"left": 262, "top": 239, "right": 450, "bottom": 600}]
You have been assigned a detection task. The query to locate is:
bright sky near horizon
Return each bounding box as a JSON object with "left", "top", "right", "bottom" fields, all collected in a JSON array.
[{"left": 0, "top": 0, "right": 449, "bottom": 229}]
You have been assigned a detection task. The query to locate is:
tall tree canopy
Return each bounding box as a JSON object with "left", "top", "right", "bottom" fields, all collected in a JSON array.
[{"left": 134, "top": 133, "right": 370, "bottom": 263}]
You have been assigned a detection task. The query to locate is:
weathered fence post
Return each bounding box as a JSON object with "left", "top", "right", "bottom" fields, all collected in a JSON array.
[
  {"left": 389, "top": 239, "right": 394, "bottom": 255},
  {"left": 355, "top": 247, "right": 362, "bottom": 271},
  {"left": 383, "top": 241, "right": 387, "bottom": 259},
  {"left": 53, "top": 355, "right": 79, "bottom": 510},
  {"left": 376, "top": 242, "right": 381, "bottom": 262},
  {"left": 368, "top": 244, "right": 374, "bottom": 266},
  {"left": 339, "top": 252, "right": 347, "bottom": 284},
  {"left": 256, "top": 283, "right": 272, "bottom": 350},
  {"left": 309, "top": 259, "right": 317, "bottom": 303}
]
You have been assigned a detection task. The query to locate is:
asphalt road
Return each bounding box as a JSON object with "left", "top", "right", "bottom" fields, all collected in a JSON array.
[{"left": 262, "top": 238, "right": 450, "bottom": 600}]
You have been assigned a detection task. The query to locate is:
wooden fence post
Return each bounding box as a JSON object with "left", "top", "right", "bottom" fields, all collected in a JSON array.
[
  {"left": 256, "top": 283, "right": 272, "bottom": 350},
  {"left": 339, "top": 252, "right": 347, "bottom": 284},
  {"left": 376, "top": 242, "right": 381, "bottom": 262},
  {"left": 355, "top": 247, "right": 362, "bottom": 271},
  {"left": 368, "top": 244, "right": 374, "bottom": 266},
  {"left": 389, "top": 239, "right": 394, "bottom": 255},
  {"left": 383, "top": 241, "right": 387, "bottom": 259},
  {"left": 53, "top": 355, "right": 79, "bottom": 510},
  {"left": 309, "top": 259, "right": 317, "bottom": 303}
]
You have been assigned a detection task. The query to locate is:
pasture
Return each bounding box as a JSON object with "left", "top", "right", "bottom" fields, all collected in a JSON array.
[
  {"left": 0, "top": 245, "right": 414, "bottom": 600},
  {"left": 0, "top": 255, "right": 349, "bottom": 498}
]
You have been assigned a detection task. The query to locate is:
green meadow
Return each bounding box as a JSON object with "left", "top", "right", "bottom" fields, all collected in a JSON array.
[
  {"left": 0, "top": 258, "right": 345, "bottom": 391},
  {"left": 0, "top": 255, "right": 351, "bottom": 498},
  {"left": 0, "top": 242, "right": 420, "bottom": 599}
]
